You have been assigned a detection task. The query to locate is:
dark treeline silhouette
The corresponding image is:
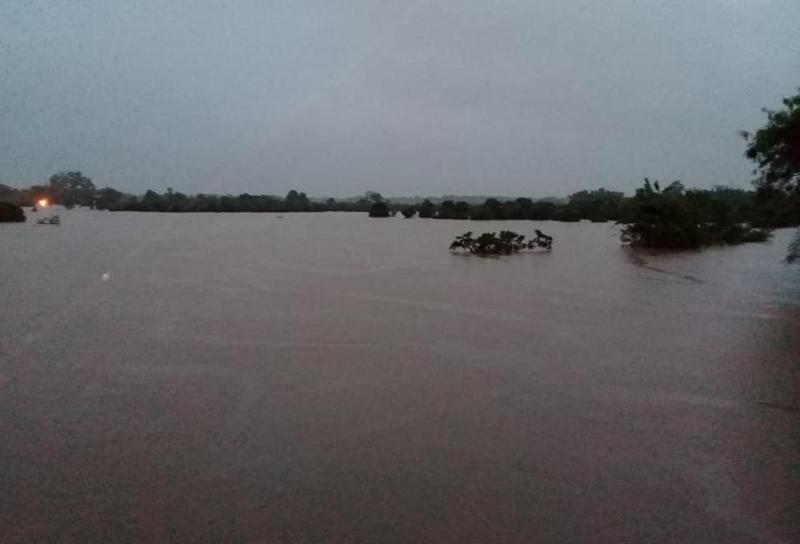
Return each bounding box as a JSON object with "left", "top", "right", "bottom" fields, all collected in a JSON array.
[
  {"left": 0, "top": 178, "right": 384, "bottom": 214},
  {"left": 119, "top": 188, "right": 389, "bottom": 213},
  {"left": 368, "top": 202, "right": 391, "bottom": 217},
  {"left": 433, "top": 185, "right": 798, "bottom": 231},
  {"left": 1, "top": 175, "right": 798, "bottom": 230}
]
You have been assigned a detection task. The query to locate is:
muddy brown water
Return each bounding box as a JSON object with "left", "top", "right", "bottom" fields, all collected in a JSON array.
[{"left": 1, "top": 210, "right": 798, "bottom": 543}]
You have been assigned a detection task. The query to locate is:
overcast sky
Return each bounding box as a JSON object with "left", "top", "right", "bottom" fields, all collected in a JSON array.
[{"left": 1, "top": 1, "right": 798, "bottom": 197}]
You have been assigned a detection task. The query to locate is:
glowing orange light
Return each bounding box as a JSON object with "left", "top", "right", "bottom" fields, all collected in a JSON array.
[{"left": 37, "top": 198, "right": 49, "bottom": 208}]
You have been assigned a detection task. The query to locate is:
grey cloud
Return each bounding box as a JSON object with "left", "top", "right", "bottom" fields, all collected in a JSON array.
[{"left": 1, "top": 0, "right": 798, "bottom": 197}]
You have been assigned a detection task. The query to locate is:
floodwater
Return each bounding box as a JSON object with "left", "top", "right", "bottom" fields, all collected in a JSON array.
[{"left": 1, "top": 209, "right": 798, "bottom": 543}]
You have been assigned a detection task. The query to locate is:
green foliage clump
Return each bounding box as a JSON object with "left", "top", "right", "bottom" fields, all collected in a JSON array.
[
  {"left": 567, "top": 188, "right": 625, "bottom": 222},
  {"left": 618, "top": 179, "right": 771, "bottom": 248},
  {"left": 0, "top": 184, "right": 21, "bottom": 206},
  {"left": 418, "top": 199, "right": 435, "bottom": 218},
  {"left": 437, "top": 200, "right": 471, "bottom": 219},
  {"left": 401, "top": 206, "right": 415, "bottom": 218},
  {"left": 742, "top": 89, "right": 800, "bottom": 192},
  {"left": 450, "top": 230, "right": 552, "bottom": 255},
  {"left": 741, "top": 89, "right": 800, "bottom": 265},
  {"left": 94, "top": 187, "right": 124, "bottom": 210},
  {"left": 49, "top": 171, "right": 96, "bottom": 208},
  {"left": 0, "top": 202, "right": 25, "bottom": 222},
  {"left": 368, "top": 202, "right": 390, "bottom": 217}
]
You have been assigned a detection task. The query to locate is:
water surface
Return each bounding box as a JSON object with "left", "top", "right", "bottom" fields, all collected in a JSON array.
[{"left": 1, "top": 210, "right": 798, "bottom": 543}]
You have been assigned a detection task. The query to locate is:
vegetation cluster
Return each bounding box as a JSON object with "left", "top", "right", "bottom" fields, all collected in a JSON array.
[
  {"left": 449, "top": 230, "right": 552, "bottom": 255},
  {"left": 4, "top": 178, "right": 794, "bottom": 227},
  {"left": 1, "top": 175, "right": 796, "bottom": 250},
  {"left": 0, "top": 202, "right": 25, "bottom": 222},
  {"left": 618, "top": 179, "right": 772, "bottom": 248}
]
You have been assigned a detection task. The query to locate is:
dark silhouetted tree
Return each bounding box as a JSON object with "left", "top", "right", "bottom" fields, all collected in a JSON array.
[
  {"left": 418, "top": 199, "right": 435, "bottom": 218},
  {"left": 619, "top": 178, "right": 770, "bottom": 248},
  {"left": 368, "top": 202, "right": 390, "bottom": 217},
  {"left": 285, "top": 190, "right": 310, "bottom": 211},
  {"left": 95, "top": 187, "right": 124, "bottom": 210},
  {"left": 0, "top": 202, "right": 25, "bottom": 222},
  {"left": 741, "top": 89, "right": 800, "bottom": 192},
  {"left": 437, "top": 200, "right": 471, "bottom": 219},
  {"left": 49, "top": 171, "right": 96, "bottom": 208}
]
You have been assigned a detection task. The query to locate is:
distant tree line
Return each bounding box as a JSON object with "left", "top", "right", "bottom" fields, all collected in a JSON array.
[
  {"left": 1, "top": 173, "right": 797, "bottom": 231},
  {"left": 417, "top": 186, "right": 796, "bottom": 231},
  {"left": 0, "top": 178, "right": 392, "bottom": 214}
]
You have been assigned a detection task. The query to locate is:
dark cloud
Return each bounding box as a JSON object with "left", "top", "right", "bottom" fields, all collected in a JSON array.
[{"left": 1, "top": 1, "right": 798, "bottom": 196}]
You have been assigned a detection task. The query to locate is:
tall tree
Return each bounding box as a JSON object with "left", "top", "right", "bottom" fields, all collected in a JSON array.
[
  {"left": 95, "top": 187, "right": 124, "bottom": 210},
  {"left": 285, "top": 190, "right": 310, "bottom": 211},
  {"left": 741, "top": 89, "right": 800, "bottom": 192},
  {"left": 418, "top": 199, "right": 435, "bottom": 218},
  {"left": 49, "top": 171, "right": 96, "bottom": 207}
]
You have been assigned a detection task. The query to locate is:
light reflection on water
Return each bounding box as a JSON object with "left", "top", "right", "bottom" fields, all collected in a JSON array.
[{"left": 1, "top": 211, "right": 798, "bottom": 543}]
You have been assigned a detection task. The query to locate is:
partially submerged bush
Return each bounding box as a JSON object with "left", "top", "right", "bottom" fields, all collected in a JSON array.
[
  {"left": 619, "top": 179, "right": 771, "bottom": 248},
  {"left": 437, "top": 200, "right": 471, "bottom": 219},
  {"left": 450, "top": 230, "right": 552, "bottom": 255},
  {"left": 0, "top": 202, "right": 25, "bottom": 222},
  {"left": 368, "top": 202, "right": 390, "bottom": 217},
  {"left": 418, "top": 199, "right": 435, "bottom": 218}
]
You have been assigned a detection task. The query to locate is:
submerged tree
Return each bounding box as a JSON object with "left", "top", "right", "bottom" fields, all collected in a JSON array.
[
  {"left": 437, "top": 200, "right": 471, "bottom": 219},
  {"left": 567, "top": 188, "right": 625, "bottom": 222},
  {"left": 450, "top": 230, "right": 553, "bottom": 255},
  {"left": 0, "top": 202, "right": 25, "bottom": 222},
  {"left": 418, "top": 199, "right": 436, "bottom": 218},
  {"left": 285, "top": 190, "right": 310, "bottom": 211},
  {"left": 368, "top": 201, "right": 390, "bottom": 217},
  {"left": 618, "top": 178, "right": 770, "bottom": 248},
  {"left": 94, "top": 187, "right": 124, "bottom": 210},
  {"left": 49, "top": 171, "right": 96, "bottom": 208}
]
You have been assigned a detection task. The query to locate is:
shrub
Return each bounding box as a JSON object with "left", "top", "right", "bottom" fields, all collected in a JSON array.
[
  {"left": 0, "top": 202, "right": 25, "bottom": 222},
  {"left": 368, "top": 202, "right": 391, "bottom": 217},
  {"left": 619, "top": 179, "right": 771, "bottom": 248},
  {"left": 450, "top": 230, "right": 552, "bottom": 255}
]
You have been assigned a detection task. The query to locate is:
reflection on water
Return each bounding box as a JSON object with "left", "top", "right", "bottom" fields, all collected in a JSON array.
[{"left": 1, "top": 211, "right": 798, "bottom": 543}]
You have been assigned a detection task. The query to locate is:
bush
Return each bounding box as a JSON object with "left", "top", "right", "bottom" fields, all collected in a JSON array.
[
  {"left": 0, "top": 202, "right": 25, "bottom": 222},
  {"left": 437, "top": 200, "right": 471, "bottom": 219},
  {"left": 368, "top": 202, "right": 390, "bottom": 217},
  {"left": 619, "top": 179, "right": 771, "bottom": 248},
  {"left": 418, "top": 199, "right": 435, "bottom": 218},
  {"left": 450, "top": 230, "right": 552, "bottom": 255}
]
